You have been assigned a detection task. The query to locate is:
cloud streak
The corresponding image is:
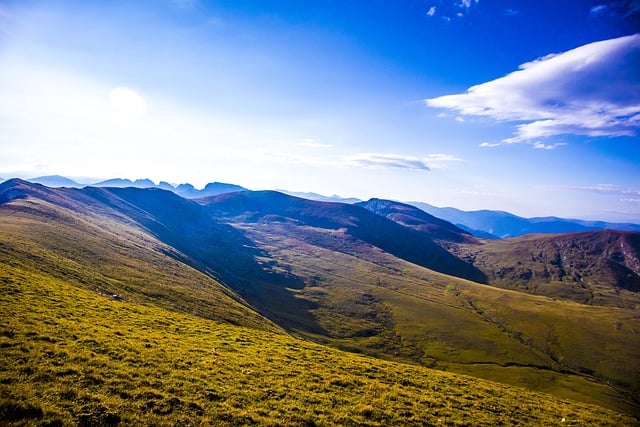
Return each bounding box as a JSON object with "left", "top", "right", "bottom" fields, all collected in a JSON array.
[
  {"left": 426, "top": 34, "right": 640, "bottom": 143},
  {"left": 341, "top": 153, "right": 462, "bottom": 171},
  {"left": 343, "top": 153, "right": 431, "bottom": 170}
]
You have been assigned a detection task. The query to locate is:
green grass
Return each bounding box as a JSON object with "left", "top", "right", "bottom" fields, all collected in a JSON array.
[
  {"left": 1, "top": 264, "right": 635, "bottom": 426},
  {"left": 229, "top": 221, "right": 640, "bottom": 416},
  {"left": 0, "top": 197, "right": 277, "bottom": 332}
]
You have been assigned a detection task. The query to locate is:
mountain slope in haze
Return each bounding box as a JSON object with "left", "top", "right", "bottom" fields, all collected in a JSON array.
[
  {"left": 199, "top": 190, "right": 486, "bottom": 284},
  {"left": 453, "top": 230, "right": 640, "bottom": 307},
  {"left": 356, "top": 198, "right": 478, "bottom": 245},
  {"left": 280, "top": 190, "right": 362, "bottom": 204},
  {"left": 410, "top": 201, "right": 640, "bottom": 237},
  {"left": 93, "top": 177, "right": 157, "bottom": 188},
  {"left": 22, "top": 175, "right": 247, "bottom": 198},
  {"left": 26, "top": 175, "right": 84, "bottom": 188}
]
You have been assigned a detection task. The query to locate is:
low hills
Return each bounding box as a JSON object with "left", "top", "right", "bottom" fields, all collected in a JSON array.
[
  {"left": 410, "top": 201, "right": 640, "bottom": 238},
  {"left": 1, "top": 179, "right": 640, "bottom": 423}
]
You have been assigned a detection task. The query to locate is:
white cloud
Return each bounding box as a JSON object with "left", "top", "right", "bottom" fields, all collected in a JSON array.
[
  {"left": 532, "top": 141, "right": 567, "bottom": 150},
  {"left": 459, "top": 0, "right": 479, "bottom": 9},
  {"left": 589, "top": 5, "right": 608, "bottom": 16},
  {"left": 426, "top": 34, "right": 640, "bottom": 143},
  {"left": 479, "top": 142, "right": 502, "bottom": 147},
  {"left": 427, "top": 6, "right": 436, "bottom": 17},
  {"left": 343, "top": 153, "right": 431, "bottom": 171},
  {"left": 424, "top": 153, "right": 462, "bottom": 169}
]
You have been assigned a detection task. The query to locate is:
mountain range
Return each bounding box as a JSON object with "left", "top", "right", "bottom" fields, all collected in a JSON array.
[
  {"left": 13, "top": 175, "right": 640, "bottom": 238},
  {"left": 22, "top": 174, "right": 247, "bottom": 199},
  {"left": 409, "top": 201, "right": 640, "bottom": 238}
]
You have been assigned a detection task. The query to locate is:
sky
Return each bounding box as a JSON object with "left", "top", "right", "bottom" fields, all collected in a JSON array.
[{"left": 0, "top": 0, "right": 639, "bottom": 221}]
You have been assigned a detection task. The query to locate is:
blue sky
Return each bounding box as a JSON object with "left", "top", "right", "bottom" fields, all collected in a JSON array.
[{"left": 0, "top": 0, "right": 639, "bottom": 221}]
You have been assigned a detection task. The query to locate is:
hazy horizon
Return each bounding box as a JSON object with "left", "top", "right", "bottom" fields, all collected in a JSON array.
[{"left": 1, "top": 1, "right": 639, "bottom": 222}]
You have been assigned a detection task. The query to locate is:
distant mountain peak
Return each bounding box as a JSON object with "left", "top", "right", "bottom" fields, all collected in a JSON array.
[{"left": 27, "top": 175, "right": 82, "bottom": 188}]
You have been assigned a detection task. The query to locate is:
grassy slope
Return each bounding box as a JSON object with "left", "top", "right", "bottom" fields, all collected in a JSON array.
[
  {"left": 1, "top": 263, "right": 634, "bottom": 426},
  {"left": 0, "top": 196, "right": 276, "bottom": 332},
  {"left": 228, "top": 221, "right": 640, "bottom": 416},
  {"left": 451, "top": 232, "right": 640, "bottom": 308},
  {"left": 1, "top": 185, "right": 639, "bottom": 421}
]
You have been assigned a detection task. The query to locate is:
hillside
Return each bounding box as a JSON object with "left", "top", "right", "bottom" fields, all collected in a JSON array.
[
  {"left": 199, "top": 190, "right": 640, "bottom": 415},
  {"left": 1, "top": 181, "right": 640, "bottom": 420},
  {"left": 0, "top": 179, "right": 274, "bottom": 331},
  {"left": 2, "top": 263, "right": 633, "bottom": 426},
  {"left": 452, "top": 230, "right": 640, "bottom": 307},
  {"left": 200, "top": 191, "right": 486, "bottom": 283},
  {"left": 356, "top": 198, "right": 477, "bottom": 245}
]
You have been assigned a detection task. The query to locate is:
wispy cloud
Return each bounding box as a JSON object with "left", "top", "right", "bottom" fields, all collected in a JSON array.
[
  {"left": 589, "top": 5, "right": 608, "bottom": 17},
  {"left": 424, "top": 153, "right": 462, "bottom": 168},
  {"left": 532, "top": 141, "right": 567, "bottom": 150},
  {"left": 341, "top": 153, "right": 462, "bottom": 171},
  {"left": 224, "top": 150, "right": 462, "bottom": 172},
  {"left": 459, "top": 0, "right": 479, "bottom": 9},
  {"left": 343, "top": 153, "right": 431, "bottom": 171},
  {"left": 570, "top": 184, "right": 640, "bottom": 207},
  {"left": 426, "top": 34, "right": 640, "bottom": 144},
  {"left": 479, "top": 142, "right": 502, "bottom": 148},
  {"left": 427, "top": 6, "right": 436, "bottom": 17}
]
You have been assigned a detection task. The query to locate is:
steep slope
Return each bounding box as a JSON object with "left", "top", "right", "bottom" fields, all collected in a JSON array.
[
  {"left": 200, "top": 191, "right": 486, "bottom": 284},
  {"left": 356, "top": 198, "right": 477, "bottom": 245},
  {"left": 0, "top": 179, "right": 275, "bottom": 331},
  {"left": 453, "top": 230, "right": 640, "bottom": 307}
]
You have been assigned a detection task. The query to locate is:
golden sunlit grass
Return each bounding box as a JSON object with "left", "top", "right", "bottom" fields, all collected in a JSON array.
[{"left": 1, "top": 264, "right": 634, "bottom": 426}]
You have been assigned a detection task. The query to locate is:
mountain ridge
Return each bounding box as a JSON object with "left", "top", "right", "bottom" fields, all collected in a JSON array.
[{"left": 6, "top": 176, "right": 638, "bottom": 236}]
